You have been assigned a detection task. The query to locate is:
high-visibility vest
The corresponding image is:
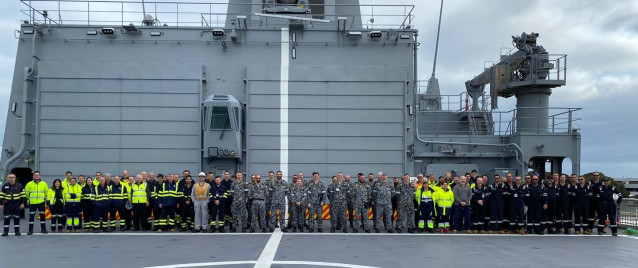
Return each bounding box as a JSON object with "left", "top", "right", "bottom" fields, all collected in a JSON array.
[
  {"left": 194, "top": 183, "right": 209, "bottom": 201},
  {"left": 63, "top": 183, "right": 82, "bottom": 203},
  {"left": 25, "top": 180, "right": 49, "bottom": 204},
  {"left": 131, "top": 182, "right": 148, "bottom": 204}
]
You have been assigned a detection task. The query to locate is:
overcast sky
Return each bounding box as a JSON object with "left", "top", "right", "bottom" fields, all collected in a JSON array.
[{"left": 0, "top": 0, "right": 636, "bottom": 177}]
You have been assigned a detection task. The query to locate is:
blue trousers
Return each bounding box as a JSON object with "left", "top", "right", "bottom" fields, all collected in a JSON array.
[{"left": 453, "top": 204, "right": 471, "bottom": 231}]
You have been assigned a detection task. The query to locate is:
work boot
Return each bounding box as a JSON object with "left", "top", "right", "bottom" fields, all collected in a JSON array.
[
  {"left": 375, "top": 228, "right": 381, "bottom": 233},
  {"left": 418, "top": 228, "right": 424, "bottom": 233},
  {"left": 343, "top": 228, "right": 348, "bottom": 233},
  {"left": 269, "top": 228, "right": 274, "bottom": 233},
  {"left": 282, "top": 228, "right": 288, "bottom": 233},
  {"left": 211, "top": 228, "right": 216, "bottom": 233},
  {"left": 1, "top": 232, "right": 8, "bottom": 237},
  {"left": 241, "top": 228, "right": 246, "bottom": 233},
  {"left": 219, "top": 227, "right": 226, "bottom": 233},
  {"left": 157, "top": 229, "right": 162, "bottom": 233},
  {"left": 15, "top": 231, "right": 21, "bottom": 236},
  {"left": 408, "top": 228, "right": 415, "bottom": 234},
  {"left": 250, "top": 228, "right": 255, "bottom": 233},
  {"left": 202, "top": 229, "right": 208, "bottom": 233},
  {"left": 612, "top": 233, "right": 618, "bottom": 237},
  {"left": 318, "top": 228, "right": 323, "bottom": 233},
  {"left": 261, "top": 228, "right": 267, "bottom": 233},
  {"left": 27, "top": 231, "right": 33, "bottom": 235},
  {"left": 330, "top": 227, "right": 335, "bottom": 233},
  {"left": 365, "top": 229, "right": 371, "bottom": 233},
  {"left": 353, "top": 228, "right": 359, "bottom": 233},
  {"left": 387, "top": 229, "right": 394, "bottom": 233},
  {"left": 396, "top": 228, "right": 402, "bottom": 233},
  {"left": 445, "top": 228, "right": 450, "bottom": 233}
]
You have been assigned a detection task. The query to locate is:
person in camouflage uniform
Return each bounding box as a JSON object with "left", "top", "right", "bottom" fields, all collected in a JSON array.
[
  {"left": 269, "top": 171, "right": 288, "bottom": 232},
  {"left": 327, "top": 174, "right": 348, "bottom": 233},
  {"left": 306, "top": 172, "right": 326, "bottom": 232},
  {"left": 396, "top": 173, "right": 417, "bottom": 233},
  {"left": 230, "top": 172, "right": 248, "bottom": 232},
  {"left": 264, "top": 171, "right": 275, "bottom": 226},
  {"left": 286, "top": 175, "right": 298, "bottom": 229},
  {"left": 372, "top": 173, "right": 395, "bottom": 233},
  {"left": 248, "top": 175, "right": 269, "bottom": 233},
  {"left": 353, "top": 173, "right": 372, "bottom": 233},
  {"left": 344, "top": 174, "right": 355, "bottom": 228},
  {"left": 289, "top": 179, "right": 306, "bottom": 232}
]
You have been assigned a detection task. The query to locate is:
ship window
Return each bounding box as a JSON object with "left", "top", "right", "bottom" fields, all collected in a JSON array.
[
  {"left": 234, "top": 107, "right": 240, "bottom": 130},
  {"left": 210, "top": 106, "right": 231, "bottom": 130}
]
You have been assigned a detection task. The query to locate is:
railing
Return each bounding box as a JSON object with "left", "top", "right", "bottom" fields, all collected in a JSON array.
[
  {"left": 19, "top": 0, "right": 415, "bottom": 29},
  {"left": 619, "top": 198, "right": 638, "bottom": 228},
  {"left": 417, "top": 106, "right": 581, "bottom": 136}
]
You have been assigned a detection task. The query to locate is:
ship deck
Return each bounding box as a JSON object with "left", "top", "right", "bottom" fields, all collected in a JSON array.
[{"left": 2, "top": 221, "right": 637, "bottom": 268}]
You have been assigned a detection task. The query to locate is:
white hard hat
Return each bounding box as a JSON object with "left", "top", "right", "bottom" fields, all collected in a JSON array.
[{"left": 198, "top": 172, "right": 206, "bottom": 177}]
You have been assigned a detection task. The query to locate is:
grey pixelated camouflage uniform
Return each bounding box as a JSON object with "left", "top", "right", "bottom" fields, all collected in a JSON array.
[
  {"left": 288, "top": 185, "right": 306, "bottom": 228},
  {"left": 373, "top": 181, "right": 395, "bottom": 230},
  {"left": 306, "top": 180, "right": 325, "bottom": 230},
  {"left": 269, "top": 179, "right": 288, "bottom": 229},
  {"left": 264, "top": 179, "right": 275, "bottom": 224},
  {"left": 327, "top": 181, "right": 348, "bottom": 230},
  {"left": 230, "top": 180, "right": 248, "bottom": 229},
  {"left": 353, "top": 181, "right": 372, "bottom": 231},
  {"left": 345, "top": 181, "right": 355, "bottom": 226},
  {"left": 249, "top": 183, "right": 269, "bottom": 229},
  {"left": 396, "top": 182, "right": 416, "bottom": 229}
]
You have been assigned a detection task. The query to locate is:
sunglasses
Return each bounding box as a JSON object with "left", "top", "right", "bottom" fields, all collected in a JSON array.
[{"left": 578, "top": 179, "right": 584, "bottom": 181}]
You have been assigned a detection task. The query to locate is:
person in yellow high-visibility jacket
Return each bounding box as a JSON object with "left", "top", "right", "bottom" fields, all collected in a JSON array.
[
  {"left": 416, "top": 181, "right": 437, "bottom": 233},
  {"left": 63, "top": 177, "right": 82, "bottom": 233},
  {"left": 24, "top": 171, "right": 49, "bottom": 235},
  {"left": 434, "top": 182, "right": 454, "bottom": 233}
]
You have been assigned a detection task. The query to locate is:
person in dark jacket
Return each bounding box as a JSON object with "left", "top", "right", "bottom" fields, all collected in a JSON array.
[
  {"left": 210, "top": 176, "right": 228, "bottom": 232},
  {"left": 179, "top": 175, "right": 194, "bottom": 231},
  {"left": 81, "top": 178, "right": 95, "bottom": 232},
  {"left": 1, "top": 174, "right": 26, "bottom": 236},
  {"left": 47, "top": 179, "right": 65, "bottom": 233},
  {"left": 158, "top": 174, "right": 179, "bottom": 232}
]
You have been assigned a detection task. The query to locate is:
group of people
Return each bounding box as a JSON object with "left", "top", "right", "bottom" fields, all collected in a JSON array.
[{"left": 0, "top": 169, "right": 623, "bottom": 237}]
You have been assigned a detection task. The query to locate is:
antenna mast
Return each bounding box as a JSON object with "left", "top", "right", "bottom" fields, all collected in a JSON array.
[{"left": 431, "top": 0, "right": 444, "bottom": 79}]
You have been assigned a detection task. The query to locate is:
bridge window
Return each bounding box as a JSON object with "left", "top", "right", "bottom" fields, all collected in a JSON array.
[{"left": 210, "top": 106, "right": 231, "bottom": 130}]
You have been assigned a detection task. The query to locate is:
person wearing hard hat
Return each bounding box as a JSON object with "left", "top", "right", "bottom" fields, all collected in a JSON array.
[
  {"left": 597, "top": 177, "right": 622, "bottom": 236},
  {"left": 191, "top": 172, "right": 210, "bottom": 232}
]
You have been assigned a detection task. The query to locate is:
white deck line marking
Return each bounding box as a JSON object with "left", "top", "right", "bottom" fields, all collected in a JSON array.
[
  {"left": 145, "top": 260, "right": 379, "bottom": 268},
  {"left": 23, "top": 232, "right": 629, "bottom": 237},
  {"left": 273, "top": 261, "right": 379, "bottom": 268},
  {"left": 145, "top": 261, "right": 256, "bottom": 268},
  {"left": 619, "top": 234, "right": 638, "bottom": 240},
  {"left": 254, "top": 229, "right": 284, "bottom": 268}
]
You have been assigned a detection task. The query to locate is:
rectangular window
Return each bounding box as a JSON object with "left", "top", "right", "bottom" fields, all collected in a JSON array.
[{"left": 210, "top": 106, "right": 231, "bottom": 130}]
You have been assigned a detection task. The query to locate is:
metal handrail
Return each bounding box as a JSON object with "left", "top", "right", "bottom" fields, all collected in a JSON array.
[
  {"left": 417, "top": 107, "right": 582, "bottom": 136},
  {"left": 619, "top": 198, "right": 638, "bottom": 228},
  {"left": 19, "top": 0, "right": 415, "bottom": 29}
]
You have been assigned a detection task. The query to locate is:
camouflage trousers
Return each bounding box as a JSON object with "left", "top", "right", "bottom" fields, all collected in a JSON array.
[
  {"left": 331, "top": 202, "right": 346, "bottom": 230},
  {"left": 354, "top": 203, "right": 369, "bottom": 231},
  {"left": 291, "top": 203, "right": 305, "bottom": 228},
  {"left": 397, "top": 202, "right": 415, "bottom": 229},
  {"left": 269, "top": 201, "right": 286, "bottom": 229},
  {"left": 374, "top": 203, "right": 392, "bottom": 230},
  {"left": 232, "top": 202, "right": 247, "bottom": 229},
  {"left": 251, "top": 200, "right": 266, "bottom": 229},
  {"left": 308, "top": 203, "right": 323, "bottom": 230}
]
